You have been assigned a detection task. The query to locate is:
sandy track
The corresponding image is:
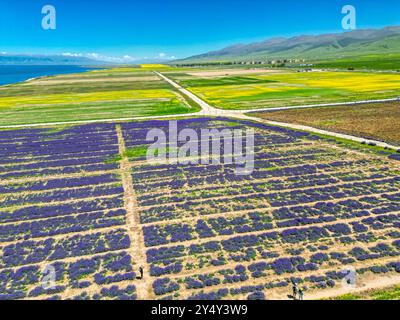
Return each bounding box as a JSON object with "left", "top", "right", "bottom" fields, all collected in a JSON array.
[
  {"left": 2, "top": 72, "right": 399, "bottom": 155},
  {"left": 116, "top": 124, "right": 153, "bottom": 299},
  {"left": 2, "top": 71, "right": 400, "bottom": 300},
  {"left": 305, "top": 274, "right": 400, "bottom": 300}
]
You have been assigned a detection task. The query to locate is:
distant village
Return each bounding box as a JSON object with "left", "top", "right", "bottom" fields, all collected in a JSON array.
[{"left": 174, "top": 58, "right": 313, "bottom": 68}]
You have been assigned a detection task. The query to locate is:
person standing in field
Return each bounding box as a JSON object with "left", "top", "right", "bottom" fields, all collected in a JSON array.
[
  {"left": 291, "top": 280, "right": 299, "bottom": 299},
  {"left": 298, "top": 288, "right": 304, "bottom": 300}
]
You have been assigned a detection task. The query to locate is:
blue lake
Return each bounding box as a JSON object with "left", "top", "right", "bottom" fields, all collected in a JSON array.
[{"left": 0, "top": 65, "right": 100, "bottom": 86}]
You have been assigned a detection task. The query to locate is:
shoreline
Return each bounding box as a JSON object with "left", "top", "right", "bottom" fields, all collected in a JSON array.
[{"left": 0, "top": 65, "right": 105, "bottom": 87}]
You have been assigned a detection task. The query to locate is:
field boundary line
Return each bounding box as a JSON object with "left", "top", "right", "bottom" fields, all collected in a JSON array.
[{"left": 115, "top": 124, "right": 153, "bottom": 300}]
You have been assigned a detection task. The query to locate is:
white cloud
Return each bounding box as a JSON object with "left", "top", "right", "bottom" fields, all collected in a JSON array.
[
  {"left": 155, "top": 52, "right": 176, "bottom": 60},
  {"left": 87, "top": 53, "right": 100, "bottom": 59},
  {"left": 61, "top": 52, "right": 138, "bottom": 63},
  {"left": 60, "top": 51, "right": 177, "bottom": 63},
  {"left": 61, "top": 52, "right": 82, "bottom": 57}
]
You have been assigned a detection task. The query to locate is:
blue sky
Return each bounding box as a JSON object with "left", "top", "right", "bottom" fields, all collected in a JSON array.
[{"left": 1, "top": 0, "right": 399, "bottom": 61}]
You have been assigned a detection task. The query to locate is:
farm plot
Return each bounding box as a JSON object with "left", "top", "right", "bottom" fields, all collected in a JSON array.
[
  {"left": 1, "top": 117, "right": 399, "bottom": 300},
  {"left": 253, "top": 101, "right": 400, "bottom": 146},
  {"left": 0, "top": 124, "right": 138, "bottom": 300},
  {"left": 121, "top": 118, "right": 400, "bottom": 300},
  {"left": 0, "top": 67, "right": 198, "bottom": 126},
  {"left": 176, "top": 70, "right": 400, "bottom": 110}
]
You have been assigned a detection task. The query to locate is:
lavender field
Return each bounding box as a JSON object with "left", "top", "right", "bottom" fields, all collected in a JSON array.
[{"left": 0, "top": 118, "right": 399, "bottom": 300}]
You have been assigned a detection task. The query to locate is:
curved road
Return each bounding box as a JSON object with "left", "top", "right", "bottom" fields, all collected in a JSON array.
[
  {"left": 0, "top": 71, "right": 398, "bottom": 152},
  {"left": 155, "top": 72, "right": 400, "bottom": 152}
]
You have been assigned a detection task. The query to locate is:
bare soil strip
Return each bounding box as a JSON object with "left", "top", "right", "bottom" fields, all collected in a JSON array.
[
  {"left": 305, "top": 274, "right": 400, "bottom": 300},
  {"left": 115, "top": 124, "right": 153, "bottom": 299}
]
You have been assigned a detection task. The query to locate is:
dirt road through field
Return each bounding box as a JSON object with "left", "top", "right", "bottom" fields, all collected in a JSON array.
[{"left": 1, "top": 72, "right": 399, "bottom": 153}]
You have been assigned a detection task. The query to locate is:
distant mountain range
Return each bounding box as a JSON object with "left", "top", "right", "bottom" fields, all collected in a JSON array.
[
  {"left": 177, "top": 26, "right": 400, "bottom": 63},
  {"left": 0, "top": 53, "right": 105, "bottom": 66},
  {"left": 0, "top": 54, "right": 174, "bottom": 66},
  {"left": 0, "top": 54, "right": 107, "bottom": 66},
  {"left": 3, "top": 26, "right": 400, "bottom": 66}
]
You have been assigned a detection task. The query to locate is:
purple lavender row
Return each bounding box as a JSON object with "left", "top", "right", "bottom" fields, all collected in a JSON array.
[
  {"left": 0, "top": 174, "right": 119, "bottom": 194},
  {"left": 158, "top": 253, "right": 400, "bottom": 299},
  {"left": 0, "top": 209, "right": 127, "bottom": 242},
  {"left": 0, "top": 251, "right": 135, "bottom": 300},
  {"left": 0, "top": 130, "right": 118, "bottom": 148},
  {"left": 0, "top": 122, "right": 115, "bottom": 140},
  {"left": 0, "top": 142, "right": 118, "bottom": 159},
  {"left": 0, "top": 163, "right": 118, "bottom": 180},
  {"left": 136, "top": 173, "right": 392, "bottom": 207},
  {"left": 266, "top": 177, "right": 400, "bottom": 207},
  {"left": 130, "top": 152, "right": 334, "bottom": 183},
  {"left": 131, "top": 160, "right": 367, "bottom": 190},
  {"left": 0, "top": 156, "right": 119, "bottom": 173},
  {"left": 0, "top": 185, "right": 124, "bottom": 207},
  {"left": 1, "top": 229, "right": 130, "bottom": 268},
  {"left": 273, "top": 195, "right": 400, "bottom": 222},
  {"left": 161, "top": 219, "right": 398, "bottom": 261},
  {"left": 145, "top": 225, "right": 399, "bottom": 278},
  {"left": 138, "top": 179, "right": 400, "bottom": 224},
  {"left": 0, "top": 196, "right": 123, "bottom": 224},
  {"left": 137, "top": 170, "right": 391, "bottom": 205},
  {"left": 0, "top": 149, "right": 117, "bottom": 165},
  {"left": 0, "top": 135, "right": 117, "bottom": 150},
  {"left": 142, "top": 212, "right": 399, "bottom": 248}
]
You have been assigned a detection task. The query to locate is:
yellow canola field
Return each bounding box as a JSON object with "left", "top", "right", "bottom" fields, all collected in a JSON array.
[
  {"left": 0, "top": 89, "right": 176, "bottom": 107},
  {"left": 190, "top": 71, "right": 400, "bottom": 102},
  {"left": 190, "top": 84, "right": 300, "bottom": 100},
  {"left": 140, "top": 64, "right": 171, "bottom": 69},
  {"left": 258, "top": 71, "right": 400, "bottom": 92}
]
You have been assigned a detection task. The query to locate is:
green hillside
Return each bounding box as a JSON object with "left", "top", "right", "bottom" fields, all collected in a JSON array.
[{"left": 177, "top": 27, "right": 400, "bottom": 70}]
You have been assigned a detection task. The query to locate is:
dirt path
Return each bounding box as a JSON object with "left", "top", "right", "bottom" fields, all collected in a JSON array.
[
  {"left": 2, "top": 71, "right": 400, "bottom": 300},
  {"left": 304, "top": 274, "right": 400, "bottom": 300},
  {"left": 115, "top": 124, "right": 153, "bottom": 300},
  {"left": 154, "top": 71, "right": 224, "bottom": 117},
  {"left": 2, "top": 71, "right": 398, "bottom": 153},
  {"left": 155, "top": 72, "right": 400, "bottom": 152}
]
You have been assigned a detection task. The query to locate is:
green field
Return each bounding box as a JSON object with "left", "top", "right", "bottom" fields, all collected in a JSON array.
[
  {"left": 0, "top": 66, "right": 200, "bottom": 126},
  {"left": 314, "top": 53, "right": 400, "bottom": 71},
  {"left": 3, "top": 64, "right": 400, "bottom": 125},
  {"left": 175, "top": 70, "right": 400, "bottom": 110},
  {"left": 331, "top": 285, "right": 400, "bottom": 300}
]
